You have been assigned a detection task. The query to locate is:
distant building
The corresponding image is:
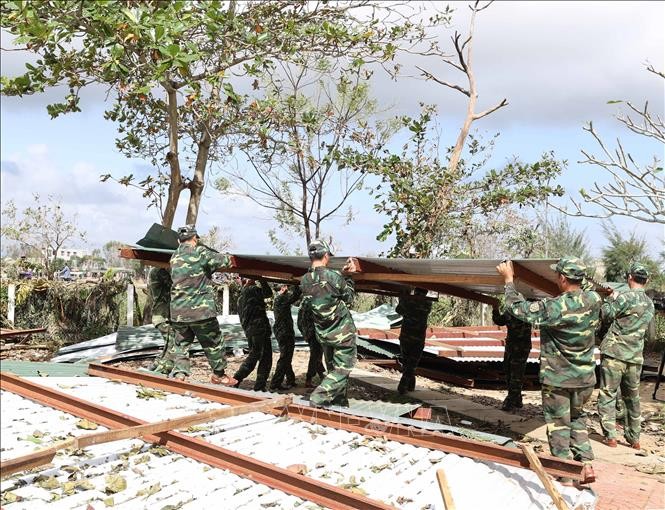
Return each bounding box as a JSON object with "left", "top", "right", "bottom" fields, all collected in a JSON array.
[{"left": 45, "top": 247, "right": 91, "bottom": 261}]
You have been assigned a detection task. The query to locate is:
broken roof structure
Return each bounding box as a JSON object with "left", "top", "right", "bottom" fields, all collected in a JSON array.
[{"left": 0, "top": 366, "right": 597, "bottom": 509}]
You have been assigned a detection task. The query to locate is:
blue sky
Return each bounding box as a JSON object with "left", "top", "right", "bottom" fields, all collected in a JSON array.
[{"left": 1, "top": 1, "right": 663, "bottom": 259}]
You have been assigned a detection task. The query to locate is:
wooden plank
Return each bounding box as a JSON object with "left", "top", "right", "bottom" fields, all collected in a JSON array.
[
  {"left": 519, "top": 443, "right": 570, "bottom": 510},
  {"left": 355, "top": 272, "right": 505, "bottom": 286},
  {"left": 512, "top": 262, "right": 559, "bottom": 297},
  {"left": 436, "top": 469, "right": 456, "bottom": 510},
  {"left": 1, "top": 396, "right": 292, "bottom": 478}
]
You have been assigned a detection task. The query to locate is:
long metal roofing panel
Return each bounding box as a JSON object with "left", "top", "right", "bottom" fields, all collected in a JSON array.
[{"left": 1, "top": 377, "right": 597, "bottom": 509}]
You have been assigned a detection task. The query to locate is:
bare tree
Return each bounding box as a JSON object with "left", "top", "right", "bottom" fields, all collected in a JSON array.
[
  {"left": 415, "top": 1, "right": 508, "bottom": 253},
  {"left": 0, "top": 195, "right": 86, "bottom": 278},
  {"left": 555, "top": 65, "right": 665, "bottom": 224},
  {"left": 218, "top": 60, "right": 395, "bottom": 253}
]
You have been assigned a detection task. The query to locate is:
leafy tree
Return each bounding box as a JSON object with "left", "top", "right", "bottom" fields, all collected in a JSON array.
[
  {"left": 557, "top": 65, "right": 664, "bottom": 224},
  {"left": 199, "top": 225, "right": 231, "bottom": 252},
  {"left": 1, "top": 0, "right": 429, "bottom": 228},
  {"left": 0, "top": 195, "right": 86, "bottom": 279},
  {"left": 219, "top": 59, "right": 397, "bottom": 253},
  {"left": 354, "top": 107, "right": 565, "bottom": 257},
  {"left": 601, "top": 223, "right": 662, "bottom": 283}
]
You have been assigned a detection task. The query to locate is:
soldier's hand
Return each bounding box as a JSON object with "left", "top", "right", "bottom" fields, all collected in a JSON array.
[
  {"left": 496, "top": 260, "right": 514, "bottom": 283},
  {"left": 342, "top": 257, "right": 359, "bottom": 273}
]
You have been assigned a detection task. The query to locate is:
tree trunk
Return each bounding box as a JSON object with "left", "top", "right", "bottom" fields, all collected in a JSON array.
[
  {"left": 162, "top": 85, "right": 184, "bottom": 229},
  {"left": 185, "top": 129, "right": 212, "bottom": 225}
]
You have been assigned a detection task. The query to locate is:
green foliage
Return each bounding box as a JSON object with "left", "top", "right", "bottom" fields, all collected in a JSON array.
[
  {"left": 349, "top": 105, "right": 565, "bottom": 257},
  {"left": 0, "top": 278, "right": 126, "bottom": 345},
  {"left": 601, "top": 223, "right": 663, "bottom": 285},
  {"left": 1, "top": 0, "right": 428, "bottom": 225},
  {"left": 428, "top": 297, "right": 483, "bottom": 327}
]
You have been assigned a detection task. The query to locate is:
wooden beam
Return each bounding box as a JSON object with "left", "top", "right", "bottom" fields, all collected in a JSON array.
[
  {"left": 354, "top": 272, "right": 505, "bottom": 286},
  {"left": 0, "top": 396, "right": 292, "bottom": 478},
  {"left": 436, "top": 469, "right": 456, "bottom": 510},
  {"left": 519, "top": 443, "right": 570, "bottom": 510},
  {"left": 512, "top": 262, "right": 559, "bottom": 296}
]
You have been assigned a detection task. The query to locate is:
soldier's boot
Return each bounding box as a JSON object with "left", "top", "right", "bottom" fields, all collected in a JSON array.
[
  {"left": 211, "top": 373, "right": 238, "bottom": 386},
  {"left": 305, "top": 378, "right": 316, "bottom": 389},
  {"left": 398, "top": 373, "right": 414, "bottom": 395}
]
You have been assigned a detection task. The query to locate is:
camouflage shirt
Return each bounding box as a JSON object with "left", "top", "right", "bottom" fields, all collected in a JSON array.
[
  {"left": 504, "top": 282, "right": 601, "bottom": 388},
  {"left": 273, "top": 286, "right": 302, "bottom": 340},
  {"left": 492, "top": 308, "right": 532, "bottom": 343},
  {"left": 297, "top": 298, "right": 316, "bottom": 344},
  {"left": 148, "top": 267, "right": 171, "bottom": 326},
  {"left": 600, "top": 288, "right": 654, "bottom": 365},
  {"left": 237, "top": 281, "right": 272, "bottom": 334},
  {"left": 300, "top": 266, "right": 356, "bottom": 345},
  {"left": 396, "top": 296, "right": 433, "bottom": 342},
  {"left": 170, "top": 244, "right": 231, "bottom": 322}
]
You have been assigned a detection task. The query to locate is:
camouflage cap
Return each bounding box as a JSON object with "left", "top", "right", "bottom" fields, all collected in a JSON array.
[
  {"left": 176, "top": 224, "right": 198, "bottom": 242},
  {"left": 550, "top": 256, "right": 586, "bottom": 281},
  {"left": 308, "top": 239, "right": 333, "bottom": 258},
  {"left": 628, "top": 262, "right": 649, "bottom": 280}
]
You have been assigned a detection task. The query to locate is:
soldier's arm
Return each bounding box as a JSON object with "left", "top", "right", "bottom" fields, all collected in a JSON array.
[
  {"left": 504, "top": 282, "right": 564, "bottom": 327},
  {"left": 287, "top": 286, "right": 302, "bottom": 305},
  {"left": 259, "top": 279, "right": 272, "bottom": 299},
  {"left": 336, "top": 272, "right": 356, "bottom": 305},
  {"left": 492, "top": 307, "right": 507, "bottom": 326},
  {"left": 205, "top": 249, "right": 232, "bottom": 272}
]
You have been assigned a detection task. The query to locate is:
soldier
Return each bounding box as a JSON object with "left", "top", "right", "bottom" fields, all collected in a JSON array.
[
  {"left": 169, "top": 225, "right": 236, "bottom": 385},
  {"left": 492, "top": 304, "right": 533, "bottom": 410},
  {"left": 300, "top": 239, "right": 358, "bottom": 407},
  {"left": 496, "top": 257, "right": 601, "bottom": 484},
  {"left": 269, "top": 284, "right": 302, "bottom": 390},
  {"left": 396, "top": 288, "right": 433, "bottom": 395},
  {"left": 598, "top": 262, "right": 655, "bottom": 449},
  {"left": 146, "top": 267, "right": 175, "bottom": 374},
  {"left": 298, "top": 297, "right": 327, "bottom": 388},
  {"left": 233, "top": 277, "right": 273, "bottom": 391}
]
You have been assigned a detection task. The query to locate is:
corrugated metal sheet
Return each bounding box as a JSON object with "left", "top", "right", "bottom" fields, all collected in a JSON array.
[
  {"left": 1, "top": 377, "right": 597, "bottom": 509},
  {"left": 0, "top": 361, "right": 89, "bottom": 377}
]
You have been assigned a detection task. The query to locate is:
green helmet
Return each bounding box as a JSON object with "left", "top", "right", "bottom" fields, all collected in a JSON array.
[
  {"left": 177, "top": 224, "right": 198, "bottom": 242},
  {"left": 628, "top": 262, "right": 649, "bottom": 280},
  {"left": 550, "top": 256, "right": 586, "bottom": 281},
  {"left": 308, "top": 239, "right": 333, "bottom": 258}
]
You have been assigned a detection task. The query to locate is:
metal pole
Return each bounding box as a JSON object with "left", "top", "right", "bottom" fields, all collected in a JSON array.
[
  {"left": 126, "top": 283, "right": 134, "bottom": 326},
  {"left": 7, "top": 284, "right": 16, "bottom": 326}
]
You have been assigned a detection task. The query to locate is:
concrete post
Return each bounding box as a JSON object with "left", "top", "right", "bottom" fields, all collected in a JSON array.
[
  {"left": 126, "top": 283, "right": 134, "bottom": 326},
  {"left": 7, "top": 284, "right": 16, "bottom": 326},
  {"left": 222, "top": 284, "right": 230, "bottom": 316}
]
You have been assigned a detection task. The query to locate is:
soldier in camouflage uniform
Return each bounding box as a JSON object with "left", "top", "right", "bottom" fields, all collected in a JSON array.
[
  {"left": 497, "top": 257, "right": 601, "bottom": 483},
  {"left": 298, "top": 297, "right": 327, "bottom": 387},
  {"left": 169, "top": 225, "right": 236, "bottom": 385},
  {"left": 147, "top": 267, "right": 175, "bottom": 374},
  {"left": 598, "top": 262, "right": 654, "bottom": 449},
  {"left": 233, "top": 278, "right": 273, "bottom": 391},
  {"left": 269, "top": 284, "right": 302, "bottom": 390},
  {"left": 492, "top": 304, "right": 533, "bottom": 410},
  {"left": 300, "top": 240, "right": 359, "bottom": 407},
  {"left": 396, "top": 288, "right": 433, "bottom": 395}
]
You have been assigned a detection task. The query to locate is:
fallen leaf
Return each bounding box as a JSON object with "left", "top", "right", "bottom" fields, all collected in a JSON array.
[
  {"left": 105, "top": 474, "right": 127, "bottom": 494},
  {"left": 36, "top": 476, "right": 60, "bottom": 490},
  {"left": 76, "top": 419, "right": 99, "bottom": 430},
  {"left": 104, "top": 496, "right": 115, "bottom": 507},
  {"left": 286, "top": 464, "right": 308, "bottom": 475},
  {"left": 136, "top": 482, "right": 161, "bottom": 498},
  {"left": 136, "top": 386, "right": 167, "bottom": 400}
]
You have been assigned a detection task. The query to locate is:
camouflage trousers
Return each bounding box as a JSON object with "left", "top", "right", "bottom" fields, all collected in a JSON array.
[
  {"left": 170, "top": 318, "right": 227, "bottom": 377},
  {"left": 270, "top": 333, "right": 296, "bottom": 389},
  {"left": 542, "top": 384, "right": 594, "bottom": 463},
  {"left": 598, "top": 356, "right": 641, "bottom": 444},
  {"left": 399, "top": 334, "right": 425, "bottom": 375},
  {"left": 234, "top": 328, "right": 273, "bottom": 391},
  {"left": 306, "top": 337, "right": 326, "bottom": 381},
  {"left": 310, "top": 336, "right": 357, "bottom": 407},
  {"left": 503, "top": 336, "right": 532, "bottom": 400},
  {"left": 152, "top": 321, "right": 176, "bottom": 375}
]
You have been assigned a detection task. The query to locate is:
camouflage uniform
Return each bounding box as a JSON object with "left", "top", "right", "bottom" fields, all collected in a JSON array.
[
  {"left": 301, "top": 241, "right": 357, "bottom": 407},
  {"left": 233, "top": 280, "right": 273, "bottom": 391},
  {"left": 169, "top": 236, "right": 232, "bottom": 378},
  {"left": 504, "top": 257, "right": 601, "bottom": 464},
  {"left": 492, "top": 307, "right": 532, "bottom": 408},
  {"left": 598, "top": 263, "right": 654, "bottom": 445},
  {"left": 270, "top": 286, "right": 302, "bottom": 389},
  {"left": 148, "top": 267, "right": 175, "bottom": 374},
  {"left": 298, "top": 298, "right": 326, "bottom": 384},
  {"left": 396, "top": 293, "right": 432, "bottom": 394}
]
